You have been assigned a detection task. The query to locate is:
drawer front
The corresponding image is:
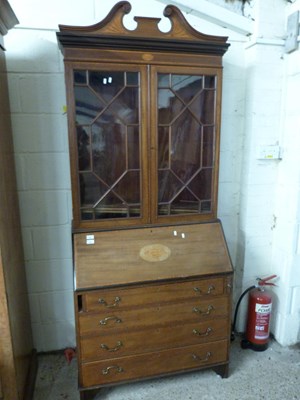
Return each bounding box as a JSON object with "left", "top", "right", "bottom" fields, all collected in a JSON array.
[
  {"left": 78, "top": 296, "right": 229, "bottom": 336},
  {"left": 80, "top": 318, "right": 229, "bottom": 361},
  {"left": 82, "top": 277, "right": 225, "bottom": 312},
  {"left": 80, "top": 340, "right": 228, "bottom": 387}
]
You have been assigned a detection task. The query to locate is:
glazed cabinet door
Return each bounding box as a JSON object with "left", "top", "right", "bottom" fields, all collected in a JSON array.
[
  {"left": 150, "top": 66, "right": 223, "bottom": 225},
  {"left": 65, "top": 62, "right": 223, "bottom": 230},
  {"left": 65, "top": 63, "right": 149, "bottom": 230}
]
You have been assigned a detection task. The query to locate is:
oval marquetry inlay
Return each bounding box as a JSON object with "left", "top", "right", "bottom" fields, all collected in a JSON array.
[
  {"left": 139, "top": 244, "right": 171, "bottom": 262},
  {"left": 142, "top": 53, "right": 154, "bottom": 61}
]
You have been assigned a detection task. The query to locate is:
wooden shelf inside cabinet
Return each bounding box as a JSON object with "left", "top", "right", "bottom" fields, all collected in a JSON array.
[{"left": 57, "top": 2, "right": 232, "bottom": 398}]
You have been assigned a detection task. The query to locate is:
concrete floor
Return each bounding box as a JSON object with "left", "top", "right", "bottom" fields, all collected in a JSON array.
[{"left": 33, "top": 337, "right": 300, "bottom": 400}]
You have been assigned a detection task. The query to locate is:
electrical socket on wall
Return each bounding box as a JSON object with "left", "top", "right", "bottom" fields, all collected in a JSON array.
[{"left": 257, "top": 145, "right": 282, "bottom": 160}]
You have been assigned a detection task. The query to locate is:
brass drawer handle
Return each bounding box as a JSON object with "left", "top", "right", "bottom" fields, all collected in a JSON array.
[
  {"left": 100, "top": 341, "right": 123, "bottom": 352},
  {"left": 98, "top": 296, "right": 121, "bottom": 308},
  {"left": 193, "top": 305, "right": 214, "bottom": 315},
  {"left": 99, "top": 316, "right": 122, "bottom": 325},
  {"left": 193, "top": 327, "right": 212, "bottom": 336},
  {"left": 193, "top": 285, "right": 215, "bottom": 295},
  {"left": 192, "top": 352, "right": 212, "bottom": 362},
  {"left": 102, "top": 365, "right": 124, "bottom": 375}
]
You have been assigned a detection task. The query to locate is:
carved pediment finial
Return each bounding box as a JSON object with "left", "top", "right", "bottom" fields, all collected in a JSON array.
[{"left": 57, "top": 1, "right": 229, "bottom": 55}]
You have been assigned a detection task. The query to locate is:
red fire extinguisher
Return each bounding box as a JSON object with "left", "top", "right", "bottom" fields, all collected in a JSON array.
[{"left": 241, "top": 275, "right": 277, "bottom": 351}]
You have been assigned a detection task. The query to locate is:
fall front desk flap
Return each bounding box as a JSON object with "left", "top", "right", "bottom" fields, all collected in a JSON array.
[{"left": 73, "top": 221, "right": 232, "bottom": 290}]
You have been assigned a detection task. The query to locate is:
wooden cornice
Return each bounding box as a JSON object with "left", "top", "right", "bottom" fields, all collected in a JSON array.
[
  {"left": 0, "top": 0, "right": 19, "bottom": 36},
  {"left": 57, "top": 1, "right": 229, "bottom": 56}
]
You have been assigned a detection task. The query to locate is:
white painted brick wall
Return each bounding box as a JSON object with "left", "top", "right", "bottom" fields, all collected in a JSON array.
[
  {"left": 5, "top": 0, "right": 75, "bottom": 350},
  {"left": 233, "top": 0, "right": 300, "bottom": 345},
  {"left": 233, "top": 0, "right": 300, "bottom": 342},
  {"left": 4, "top": 0, "right": 300, "bottom": 350},
  {"left": 270, "top": 4, "right": 300, "bottom": 343}
]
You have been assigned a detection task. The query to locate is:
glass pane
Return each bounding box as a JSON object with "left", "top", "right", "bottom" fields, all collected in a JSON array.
[
  {"left": 202, "top": 126, "right": 215, "bottom": 168},
  {"left": 74, "top": 86, "right": 104, "bottom": 125},
  {"left": 204, "top": 75, "right": 216, "bottom": 89},
  {"left": 171, "top": 111, "right": 201, "bottom": 182},
  {"left": 158, "top": 204, "right": 170, "bottom": 215},
  {"left": 188, "top": 93, "right": 204, "bottom": 123},
  {"left": 158, "top": 126, "right": 169, "bottom": 169},
  {"left": 126, "top": 72, "right": 139, "bottom": 86},
  {"left": 188, "top": 169, "right": 213, "bottom": 200},
  {"left": 79, "top": 173, "right": 108, "bottom": 207},
  {"left": 201, "top": 201, "right": 211, "bottom": 212},
  {"left": 188, "top": 90, "right": 215, "bottom": 125},
  {"left": 91, "top": 121, "right": 126, "bottom": 186},
  {"left": 156, "top": 72, "right": 216, "bottom": 217},
  {"left": 114, "top": 171, "right": 140, "bottom": 204},
  {"left": 158, "top": 89, "right": 185, "bottom": 124},
  {"left": 74, "top": 70, "right": 87, "bottom": 84},
  {"left": 74, "top": 69, "right": 142, "bottom": 222},
  {"left": 172, "top": 75, "right": 203, "bottom": 103},
  {"left": 201, "top": 90, "right": 216, "bottom": 124},
  {"left": 158, "top": 170, "right": 182, "bottom": 203},
  {"left": 158, "top": 74, "right": 170, "bottom": 88},
  {"left": 107, "top": 87, "right": 138, "bottom": 124},
  {"left": 77, "top": 126, "right": 91, "bottom": 171},
  {"left": 128, "top": 205, "right": 141, "bottom": 217},
  {"left": 89, "top": 71, "right": 125, "bottom": 102},
  {"left": 95, "top": 191, "right": 128, "bottom": 219},
  {"left": 128, "top": 125, "right": 140, "bottom": 169},
  {"left": 170, "top": 188, "right": 199, "bottom": 214}
]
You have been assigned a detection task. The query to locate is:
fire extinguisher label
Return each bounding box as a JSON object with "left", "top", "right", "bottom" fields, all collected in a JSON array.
[
  {"left": 255, "top": 303, "right": 272, "bottom": 314},
  {"left": 254, "top": 303, "right": 272, "bottom": 340}
]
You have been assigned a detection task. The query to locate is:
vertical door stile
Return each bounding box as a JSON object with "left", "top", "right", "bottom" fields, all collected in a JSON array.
[
  {"left": 65, "top": 63, "right": 81, "bottom": 228},
  {"left": 213, "top": 69, "right": 223, "bottom": 220},
  {"left": 141, "top": 64, "right": 151, "bottom": 224},
  {"left": 149, "top": 65, "right": 158, "bottom": 224}
]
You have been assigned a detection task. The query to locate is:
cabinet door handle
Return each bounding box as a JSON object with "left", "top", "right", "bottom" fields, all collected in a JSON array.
[
  {"left": 98, "top": 296, "right": 121, "bottom": 308},
  {"left": 193, "top": 305, "right": 214, "bottom": 315},
  {"left": 192, "top": 352, "right": 212, "bottom": 362},
  {"left": 100, "top": 341, "right": 123, "bottom": 352},
  {"left": 102, "top": 365, "right": 124, "bottom": 375},
  {"left": 193, "top": 285, "right": 215, "bottom": 294},
  {"left": 193, "top": 327, "right": 212, "bottom": 336},
  {"left": 99, "top": 316, "right": 122, "bottom": 325}
]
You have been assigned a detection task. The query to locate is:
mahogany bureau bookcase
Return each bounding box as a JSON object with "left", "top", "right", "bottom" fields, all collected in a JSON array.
[{"left": 57, "top": 2, "right": 233, "bottom": 398}]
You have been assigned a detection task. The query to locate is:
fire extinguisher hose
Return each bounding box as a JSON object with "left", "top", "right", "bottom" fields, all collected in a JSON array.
[{"left": 231, "top": 285, "right": 256, "bottom": 341}]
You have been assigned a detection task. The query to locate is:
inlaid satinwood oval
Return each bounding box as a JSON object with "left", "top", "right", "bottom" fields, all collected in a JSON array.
[{"left": 139, "top": 243, "right": 171, "bottom": 262}]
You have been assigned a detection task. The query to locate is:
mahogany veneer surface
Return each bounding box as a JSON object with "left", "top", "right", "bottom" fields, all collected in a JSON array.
[{"left": 74, "top": 222, "right": 232, "bottom": 290}]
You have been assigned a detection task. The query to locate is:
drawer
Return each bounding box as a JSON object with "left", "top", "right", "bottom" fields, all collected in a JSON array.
[
  {"left": 78, "top": 296, "right": 229, "bottom": 336},
  {"left": 80, "top": 318, "right": 229, "bottom": 361},
  {"left": 80, "top": 340, "right": 229, "bottom": 387},
  {"left": 80, "top": 277, "right": 225, "bottom": 313}
]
